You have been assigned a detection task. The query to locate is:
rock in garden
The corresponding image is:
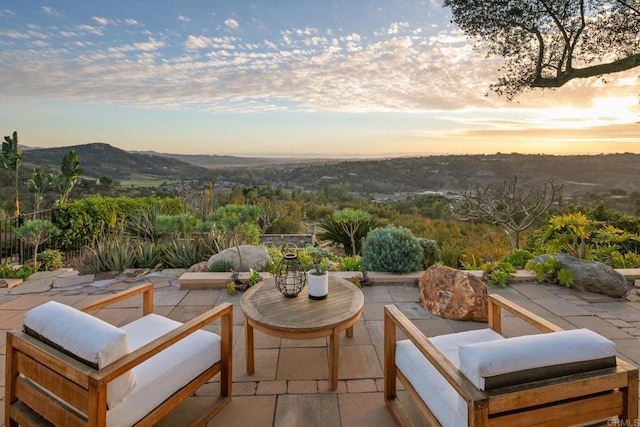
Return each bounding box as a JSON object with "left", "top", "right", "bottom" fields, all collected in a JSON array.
[
  {"left": 535, "top": 254, "right": 630, "bottom": 298},
  {"left": 419, "top": 265, "right": 488, "bottom": 322},
  {"left": 207, "top": 245, "right": 270, "bottom": 272},
  {"left": 188, "top": 261, "right": 209, "bottom": 272}
]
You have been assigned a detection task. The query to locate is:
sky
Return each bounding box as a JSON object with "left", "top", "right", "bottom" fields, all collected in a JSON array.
[{"left": 0, "top": 1, "right": 638, "bottom": 158}]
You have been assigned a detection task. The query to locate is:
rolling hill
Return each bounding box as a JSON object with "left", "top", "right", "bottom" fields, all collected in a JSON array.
[
  {"left": 21, "top": 144, "right": 640, "bottom": 201},
  {"left": 25, "top": 143, "right": 213, "bottom": 180}
]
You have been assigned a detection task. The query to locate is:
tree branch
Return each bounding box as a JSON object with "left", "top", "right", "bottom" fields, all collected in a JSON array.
[{"left": 532, "top": 53, "right": 640, "bottom": 87}]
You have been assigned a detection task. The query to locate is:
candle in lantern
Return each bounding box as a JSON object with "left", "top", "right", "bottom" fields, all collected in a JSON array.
[{"left": 285, "top": 274, "right": 295, "bottom": 294}]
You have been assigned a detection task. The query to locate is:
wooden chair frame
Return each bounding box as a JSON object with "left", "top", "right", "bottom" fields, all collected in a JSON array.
[
  {"left": 5, "top": 282, "right": 233, "bottom": 427},
  {"left": 384, "top": 294, "right": 639, "bottom": 427}
]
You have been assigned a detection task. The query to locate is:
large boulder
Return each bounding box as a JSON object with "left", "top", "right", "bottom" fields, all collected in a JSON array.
[
  {"left": 207, "top": 245, "right": 270, "bottom": 272},
  {"left": 419, "top": 265, "right": 488, "bottom": 322},
  {"left": 534, "top": 254, "right": 630, "bottom": 298},
  {"left": 188, "top": 261, "right": 209, "bottom": 272}
]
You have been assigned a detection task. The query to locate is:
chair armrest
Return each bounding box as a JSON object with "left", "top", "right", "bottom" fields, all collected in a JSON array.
[
  {"left": 80, "top": 282, "right": 154, "bottom": 315},
  {"left": 488, "top": 294, "right": 564, "bottom": 334},
  {"left": 384, "top": 304, "right": 485, "bottom": 403},
  {"left": 94, "top": 302, "right": 233, "bottom": 385}
]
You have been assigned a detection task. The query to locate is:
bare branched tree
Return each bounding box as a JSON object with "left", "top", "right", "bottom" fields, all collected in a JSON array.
[
  {"left": 256, "top": 196, "right": 286, "bottom": 234},
  {"left": 449, "top": 177, "right": 562, "bottom": 250}
]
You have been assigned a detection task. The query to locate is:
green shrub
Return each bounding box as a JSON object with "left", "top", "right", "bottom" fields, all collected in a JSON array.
[
  {"left": 126, "top": 207, "right": 166, "bottom": 242},
  {"left": 482, "top": 261, "right": 516, "bottom": 287},
  {"left": 209, "top": 260, "right": 234, "bottom": 272},
  {"left": 164, "top": 236, "right": 218, "bottom": 268},
  {"left": 15, "top": 219, "right": 60, "bottom": 269},
  {"left": 418, "top": 238, "right": 441, "bottom": 268},
  {"left": 362, "top": 226, "right": 424, "bottom": 273},
  {"left": 340, "top": 255, "right": 362, "bottom": 271},
  {"left": 609, "top": 250, "right": 640, "bottom": 269},
  {"left": 316, "top": 208, "right": 377, "bottom": 256},
  {"left": 525, "top": 257, "right": 576, "bottom": 287},
  {"left": 0, "top": 264, "right": 35, "bottom": 280},
  {"left": 38, "top": 249, "right": 64, "bottom": 271},
  {"left": 487, "top": 268, "right": 511, "bottom": 287},
  {"left": 557, "top": 268, "right": 576, "bottom": 287},
  {"left": 501, "top": 249, "right": 534, "bottom": 268},
  {"left": 73, "top": 234, "right": 163, "bottom": 274},
  {"left": 55, "top": 196, "right": 183, "bottom": 251},
  {"left": 264, "top": 246, "right": 284, "bottom": 274},
  {"left": 226, "top": 281, "right": 237, "bottom": 295},
  {"left": 156, "top": 214, "right": 200, "bottom": 238},
  {"left": 134, "top": 241, "right": 164, "bottom": 269}
]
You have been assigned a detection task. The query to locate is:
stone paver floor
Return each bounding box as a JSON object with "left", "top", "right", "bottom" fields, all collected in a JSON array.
[{"left": 1, "top": 269, "right": 639, "bottom": 426}]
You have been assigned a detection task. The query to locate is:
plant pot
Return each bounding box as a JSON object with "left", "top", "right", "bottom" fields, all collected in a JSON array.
[{"left": 307, "top": 271, "right": 328, "bottom": 300}]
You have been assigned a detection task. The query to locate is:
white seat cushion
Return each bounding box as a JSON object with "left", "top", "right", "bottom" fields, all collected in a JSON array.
[
  {"left": 23, "top": 301, "right": 135, "bottom": 408},
  {"left": 106, "top": 314, "right": 221, "bottom": 427},
  {"left": 459, "top": 328, "right": 617, "bottom": 390},
  {"left": 396, "top": 328, "right": 504, "bottom": 427}
]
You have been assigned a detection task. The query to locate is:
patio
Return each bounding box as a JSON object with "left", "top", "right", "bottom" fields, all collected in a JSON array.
[{"left": 1, "top": 269, "right": 640, "bottom": 426}]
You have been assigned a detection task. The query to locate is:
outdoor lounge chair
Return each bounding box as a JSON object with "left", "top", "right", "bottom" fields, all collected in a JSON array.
[
  {"left": 5, "top": 282, "right": 232, "bottom": 427},
  {"left": 384, "top": 294, "right": 639, "bottom": 427}
]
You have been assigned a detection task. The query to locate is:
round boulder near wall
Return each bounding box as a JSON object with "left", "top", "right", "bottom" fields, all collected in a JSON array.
[
  {"left": 207, "top": 245, "right": 271, "bottom": 272},
  {"left": 419, "top": 265, "right": 488, "bottom": 322}
]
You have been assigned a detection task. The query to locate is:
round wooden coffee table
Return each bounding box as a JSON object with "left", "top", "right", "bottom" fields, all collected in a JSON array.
[{"left": 240, "top": 275, "right": 364, "bottom": 390}]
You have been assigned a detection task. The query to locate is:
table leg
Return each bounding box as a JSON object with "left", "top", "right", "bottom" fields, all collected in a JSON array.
[
  {"left": 329, "top": 328, "right": 339, "bottom": 390},
  {"left": 346, "top": 325, "right": 354, "bottom": 338},
  {"left": 245, "top": 317, "right": 255, "bottom": 375}
]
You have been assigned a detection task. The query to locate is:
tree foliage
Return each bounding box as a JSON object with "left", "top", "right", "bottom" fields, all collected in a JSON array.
[
  {"left": 450, "top": 177, "right": 561, "bottom": 250},
  {"left": 209, "top": 204, "right": 261, "bottom": 270},
  {"left": 2, "top": 131, "right": 23, "bottom": 216},
  {"left": 14, "top": 219, "right": 60, "bottom": 269},
  {"left": 443, "top": 0, "right": 640, "bottom": 98},
  {"left": 29, "top": 168, "right": 55, "bottom": 212},
  {"left": 317, "top": 208, "right": 377, "bottom": 256},
  {"left": 58, "top": 150, "right": 84, "bottom": 204}
]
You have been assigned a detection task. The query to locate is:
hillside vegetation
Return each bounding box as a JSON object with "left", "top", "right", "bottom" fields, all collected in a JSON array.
[
  {"left": 23, "top": 144, "right": 640, "bottom": 195},
  {"left": 6, "top": 143, "right": 640, "bottom": 214}
]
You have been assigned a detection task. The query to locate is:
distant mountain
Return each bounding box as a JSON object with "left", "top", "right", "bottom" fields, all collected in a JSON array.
[
  {"left": 209, "top": 152, "right": 640, "bottom": 197},
  {"left": 20, "top": 144, "right": 640, "bottom": 207},
  {"left": 134, "top": 151, "right": 316, "bottom": 169},
  {"left": 24, "top": 143, "right": 213, "bottom": 180}
]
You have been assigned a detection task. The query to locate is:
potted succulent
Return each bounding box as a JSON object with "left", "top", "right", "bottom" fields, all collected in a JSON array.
[{"left": 306, "top": 247, "right": 330, "bottom": 300}]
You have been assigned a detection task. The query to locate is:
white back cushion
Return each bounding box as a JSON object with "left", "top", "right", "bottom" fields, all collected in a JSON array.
[
  {"left": 24, "top": 301, "right": 136, "bottom": 408},
  {"left": 459, "top": 328, "right": 616, "bottom": 390}
]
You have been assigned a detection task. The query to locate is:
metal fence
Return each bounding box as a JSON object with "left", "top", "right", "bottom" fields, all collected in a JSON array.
[{"left": 0, "top": 208, "right": 58, "bottom": 265}]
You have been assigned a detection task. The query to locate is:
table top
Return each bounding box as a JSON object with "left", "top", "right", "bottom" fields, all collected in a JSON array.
[{"left": 240, "top": 276, "right": 364, "bottom": 333}]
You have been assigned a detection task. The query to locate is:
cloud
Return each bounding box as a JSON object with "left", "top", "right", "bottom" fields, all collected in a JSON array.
[
  {"left": 224, "top": 19, "right": 239, "bottom": 30},
  {"left": 177, "top": 15, "right": 191, "bottom": 22},
  {"left": 41, "top": 6, "right": 64, "bottom": 18},
  {"left": 185, "top": 35, "right": 237, "bottom": 50},
  {"left": 93, "top": 17, "right": 109, "bottom": 26},
  {"left": 134, "top": 37, "right": 165, "bottom": 52},
  {"left": 76, "top": 24, "right": 103, "bottom": 36},
  {"left": 0, "top": 14, "right": 636, "bottom": 134}
]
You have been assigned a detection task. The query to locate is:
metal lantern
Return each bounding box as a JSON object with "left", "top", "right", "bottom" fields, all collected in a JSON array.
[{"left": 275, "top": 252, "right": 306, "bottom": 297}]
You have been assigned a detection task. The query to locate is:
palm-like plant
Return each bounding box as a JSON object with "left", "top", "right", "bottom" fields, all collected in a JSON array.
[
  {"left": 59, "top": 150, "right": 83, "bottom": 204},
  {"left": 316, "top": 208, "right": 377, "bottom": 256},
  {"left": 2, "top": 131, "right": 23, "bottom": 216}
]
